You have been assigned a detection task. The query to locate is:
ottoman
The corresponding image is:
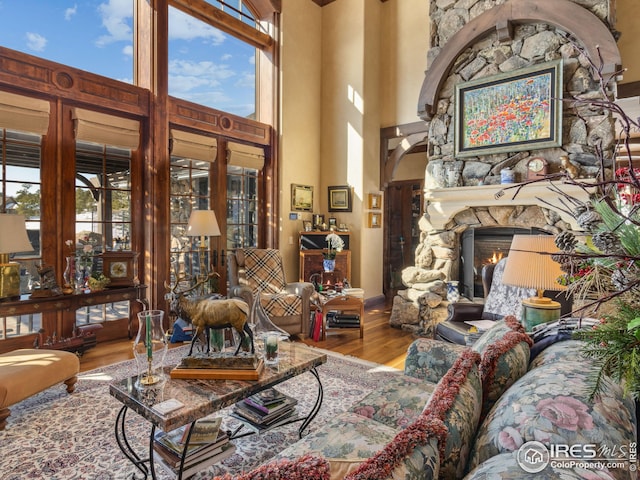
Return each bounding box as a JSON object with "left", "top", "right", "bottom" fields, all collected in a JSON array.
[{"left": 0, "top": 348, "right": 80, "bottom": 430}]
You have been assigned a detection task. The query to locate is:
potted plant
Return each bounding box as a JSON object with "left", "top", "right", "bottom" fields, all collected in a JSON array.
[{"left": 323, "top": 233, "right": 344, "bottom": 272}]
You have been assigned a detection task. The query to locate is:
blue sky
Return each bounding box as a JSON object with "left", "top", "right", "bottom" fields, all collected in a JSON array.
[{"left": 0, "top": 0, "right": 256, "bottom": 117}]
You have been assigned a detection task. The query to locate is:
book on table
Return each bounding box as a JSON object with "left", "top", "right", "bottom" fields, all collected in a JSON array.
[
  {"left": 153, "top": 417, "right": 229, "bottom": 469},
  {"left": 233, "top": 390, "right": 297, "bottom": 426},
  {"left": 153, "top": 442, "right": 236, "bottom": 478}
]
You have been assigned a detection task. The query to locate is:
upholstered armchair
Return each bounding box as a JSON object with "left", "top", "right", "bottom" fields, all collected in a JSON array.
[
  {"left": 227, "top": 248, "right": 314, "bottom": 337},
  {"left": 435, "top": 257, "right": 571, "bottom": 345}
]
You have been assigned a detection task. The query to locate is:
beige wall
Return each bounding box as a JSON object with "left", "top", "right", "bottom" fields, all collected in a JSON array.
[
  {"left": 380, "top": 0, "right": 431, "bottom": 126},
  {"left": 617, "top": 0, "right": 640, "bottom": 84},
  {"left": 279, "top": 0, "right": 323, "bottom": 282},
  {"left": 278, "top": 0, "right": 431, "bottom": 299}
]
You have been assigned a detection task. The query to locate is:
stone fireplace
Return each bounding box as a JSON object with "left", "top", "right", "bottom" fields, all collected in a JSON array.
[{"left": 389, "top": 0, "right": 620, "bottom": 334}]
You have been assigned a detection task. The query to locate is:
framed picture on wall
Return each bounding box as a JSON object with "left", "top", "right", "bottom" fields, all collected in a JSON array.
[
  {"left": 454, "top": 60, "right": 562, "bottom": 157},
  {"left": 367, "top": 212, "right": 381, "bottom": 228},
  {"left": 291, "top": 184, "right": 313, "bottom": 211},
  {"left": 368, "top": 193, "right": 382, "bottom": 210},
  {"left": 328, "top": 185, "right": 352, "bottom": 212}
]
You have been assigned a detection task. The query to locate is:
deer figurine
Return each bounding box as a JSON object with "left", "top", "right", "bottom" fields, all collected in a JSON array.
[{"left": 166, "top": 273, "right": 254, "bottom": 356}]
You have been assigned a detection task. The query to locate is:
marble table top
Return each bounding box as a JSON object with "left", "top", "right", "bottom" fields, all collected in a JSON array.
[{"left": 109, "top": 341, "right": 327, "bottom": 432}]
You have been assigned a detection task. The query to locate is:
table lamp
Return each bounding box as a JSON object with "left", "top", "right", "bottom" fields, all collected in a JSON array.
[
  {"left": 501, "top": 234, "right": 566, "bottom": 331},
  {"left": 187, "top": 210, "right": 221, "bottom": 293},
  {"left": 0, "top": 213, "right": 34, "bottom": 300}
]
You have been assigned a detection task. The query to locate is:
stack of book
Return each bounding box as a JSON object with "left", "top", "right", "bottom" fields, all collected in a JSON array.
[
  {"left": 326, "top": 311, "right": 360, "bottom": 328},
  {"left": 232, "top": 388, "right": 298, "bottom": 430},
  {"left": 153, "top": 417, "right": 235, "bottom": 478}
]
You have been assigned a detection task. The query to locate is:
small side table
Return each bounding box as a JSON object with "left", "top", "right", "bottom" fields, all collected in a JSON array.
[{"left": 321, "top": 295, "right": 364, "bottom": 340}]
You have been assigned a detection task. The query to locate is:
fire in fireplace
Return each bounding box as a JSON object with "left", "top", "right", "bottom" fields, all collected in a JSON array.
[{"left": 460, "top": 227, "right": 544, "bottom": 299}]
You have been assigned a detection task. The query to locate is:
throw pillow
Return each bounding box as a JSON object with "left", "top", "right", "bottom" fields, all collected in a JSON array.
[
  {"left": 472, "top": 316, "right": 532, "bottom": 420},
  {"left": 243, "top": 248, "right": 287, "bottom": 295}
]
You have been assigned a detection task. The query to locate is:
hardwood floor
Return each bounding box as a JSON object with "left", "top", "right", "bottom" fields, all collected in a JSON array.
[
  {"left": 80, "top": 304, "right": 415, "bottom": 372},
  {"left": 79, "top": 299, "right": 417, "bottom": 373}
]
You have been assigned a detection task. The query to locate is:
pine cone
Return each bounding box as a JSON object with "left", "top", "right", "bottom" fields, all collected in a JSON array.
[
  {"left": 551, "top": 252, "right": 577, "bottom": 273},
  {"left": 555, "top": 231, "right": 578, "bottom": 251},
  {"left": 592, "top": 231, "right": 625, "bottom": 255},
  {"left": 573, "top": 204, "right": 589, "bottom": 218},
  {"left": 611, "top": 269, "right": 636, "bottom": 291},
  {"left": 576, "top": 210, "right": 602, "bottom": 231}
]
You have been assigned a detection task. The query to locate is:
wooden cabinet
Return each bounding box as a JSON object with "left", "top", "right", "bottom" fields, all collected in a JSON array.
[{"left": 298, "top": 232, "right": 351, "bottom": 289}]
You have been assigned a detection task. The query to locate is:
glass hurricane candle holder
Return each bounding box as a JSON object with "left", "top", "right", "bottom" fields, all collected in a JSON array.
[{"left": 133, "top": 310, "right": 168, "bottom": 389}]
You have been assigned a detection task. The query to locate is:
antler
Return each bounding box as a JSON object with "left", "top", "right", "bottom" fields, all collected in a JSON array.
[{"left": 175, "top": 271, "right": 220, "bottom": 296}]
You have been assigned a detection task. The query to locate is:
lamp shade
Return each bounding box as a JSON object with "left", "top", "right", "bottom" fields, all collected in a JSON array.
[
  {"left": 186, "top": 210, "right": 221, "bottom": 237},
  {"left": 0, "top": 213, "right": 33, "bottom": 254},
  {"left": 502, "top": 235, "right": 565, "bottom": 292}
]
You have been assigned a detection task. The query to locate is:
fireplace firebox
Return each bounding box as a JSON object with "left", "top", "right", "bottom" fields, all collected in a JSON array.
[{"left": 460, "top": 227, "right": 544, "bottom": 299}]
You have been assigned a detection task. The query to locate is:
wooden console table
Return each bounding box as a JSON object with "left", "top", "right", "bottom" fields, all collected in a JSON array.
[{"left": 0, "top": 285, "right": 148, "bottom": 338}]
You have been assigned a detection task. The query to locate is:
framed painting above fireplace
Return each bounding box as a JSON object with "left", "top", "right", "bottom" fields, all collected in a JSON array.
[{"left": 454, "top": 60, "right": 562, "bottom": 158}]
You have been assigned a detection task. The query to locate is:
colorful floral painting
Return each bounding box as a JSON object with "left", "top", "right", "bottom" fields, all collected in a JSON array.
[{"left": 455, "top": 60, "right": 562, "bottom": 157}]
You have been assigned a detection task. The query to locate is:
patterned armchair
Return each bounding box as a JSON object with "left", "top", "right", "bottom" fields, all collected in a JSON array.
[
  {"left": 227, "top": 248, "right": 314, "bottom": 337},
  {"left": 435, "top": 257, "right": 571, "bottom": 345}
]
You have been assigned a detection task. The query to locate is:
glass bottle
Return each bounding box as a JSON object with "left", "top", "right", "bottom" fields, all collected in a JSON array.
[
  {"left": 133, "top": 310, "right": 169, "bottom": 389},
  {"left": 63, "top": 256, "right": 76, "bottom": 292}
]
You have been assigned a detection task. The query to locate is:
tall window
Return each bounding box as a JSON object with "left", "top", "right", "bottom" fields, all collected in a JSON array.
[
  {"left": 0, "top": 1, "right": 135, "bottom": 84},
  {"left": 0, "top": 129, "right": 42, "bottom": 338},
  {"left": 74, "top": 140, "right": 132, "bottom": 326},
  {"left": 168, "top": 6, "right": 257, "bottom": 117},
  {"left": 169, "top": 156, "right": 212, "bottom": 280},
  {"left": 226, "top": 165, "right": 258, "bottom": 249}
]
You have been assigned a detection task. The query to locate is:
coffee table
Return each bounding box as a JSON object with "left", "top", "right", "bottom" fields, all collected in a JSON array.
[{"left": 109, "top": 341, "right": 327, "bottom": 480}]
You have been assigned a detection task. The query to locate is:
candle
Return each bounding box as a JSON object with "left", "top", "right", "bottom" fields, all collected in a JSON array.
[{"left": 146, "top": 312, "right": 152, "bottom": 360}]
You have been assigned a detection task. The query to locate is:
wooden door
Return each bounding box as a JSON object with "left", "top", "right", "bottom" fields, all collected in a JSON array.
[{"left": 384, "top": 181, "right": 423, "bottom": 299}]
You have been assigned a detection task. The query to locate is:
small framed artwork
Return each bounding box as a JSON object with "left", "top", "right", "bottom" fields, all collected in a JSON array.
[
  {"left": 368, "top": 193, "right": 382, "bottom": 210},
  {"left": 328, "top": 185, "right": 352, "bottom": 212},
  {"left": 454, "top": 59, "right": 562, "bottom": 157},
  {"left": 291, "top": 184, "right": 313, "bottom": 212},
  {"left": 368, "top": 212, "right": 381, "bottom": 228},
  {"left": 328, "top": 217, "right": 337, "bottom": 228}
]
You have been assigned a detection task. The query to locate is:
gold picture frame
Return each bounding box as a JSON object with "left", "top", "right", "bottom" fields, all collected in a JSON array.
[
  {"left": 291, "top": 184, "right": 313, "bottom": 212},
  {"left": 368, "top": 193, "right": 381, "bottom": 210},
  {"left": 328, "top": 185, "right": 352, "bottom": 212},
  {"left": 367, "top": 212, "right": 381, "bottom": 228}
]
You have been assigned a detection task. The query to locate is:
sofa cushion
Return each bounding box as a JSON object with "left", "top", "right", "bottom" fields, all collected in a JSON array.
[
  {"left": 404, "top": 338, "right": 466, "bottom": 384},
  {"left": 276, "top": 411, "right": 441, "bottom": 480},
  {"left": 424, "top": 348, "right": 483, "bottom": 479},
  {"left": 349, "top": 374, "right": 437, "bottom": 430},
  {"left": 213, "top": 454, "right": 331, "bottom": 480},
  {"left": 464, "top": 451, "right": 619, "bottom": 479},
  {"left": 471, "top": 316, "right": 533, "bottom": 420},
  {"left": 469, "top": 361, "right": 637, "bottom": 480},
  {"left": 528, "top": 339, "right": 595, "bottom": 370}
]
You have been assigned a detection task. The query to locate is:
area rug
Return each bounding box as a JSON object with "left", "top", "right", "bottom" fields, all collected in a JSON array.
[{"left": 0, "top": 345, "right": 402, "bottom": 479}]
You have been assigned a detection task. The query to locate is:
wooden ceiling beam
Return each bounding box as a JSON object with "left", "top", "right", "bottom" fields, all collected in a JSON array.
[{"left": 171, "top": 0, "right": 273, "bottom": 50}]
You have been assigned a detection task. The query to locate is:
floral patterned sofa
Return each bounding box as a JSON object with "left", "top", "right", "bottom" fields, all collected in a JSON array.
[{"left": 215, "top": 317, "right": 637, "bottom": 480}]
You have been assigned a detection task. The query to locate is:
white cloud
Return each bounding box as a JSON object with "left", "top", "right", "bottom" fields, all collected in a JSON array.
[
  {"left": 122, "top": 45, "right": 133, "bottom": 57},
  {"left": 249, "top": 53, "right": 255, "bottom": 65},
  {"left": 221, "top": 54, "right": 232, "bottom": 61},
  {"left": 96, "top": 0, "right": 133, "bottom": 47},
  {"left": 169, "top": 8, "right": 225, "bottom": 45},
  {"left": 26, "top": 32, "right": 47, "bottom": 52},
  {"left": 169, "top": 60, "right": 235, "bottom": 92},
  {"left": 65, "top": 4, "right": 77, "bottom": 21},
  {"left": 235, "top": 72, "right": 255, "bottom": 89}
]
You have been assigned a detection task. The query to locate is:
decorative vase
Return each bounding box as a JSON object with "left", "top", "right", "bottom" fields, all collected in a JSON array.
[
  {"left": 447, "top": 281, "right": 460, "bottom": 303},
  {"left": 75, "top": 258, "right": 93, "bottom": 292},
  {"left": 323, "top": 258, "right": 336, "bottom": 272},
  {"left": 132, "top": 310, "right": 169, "bottom": 389},
  {"left": 62, "top": 256, "right": 76, "bottom": 294}
]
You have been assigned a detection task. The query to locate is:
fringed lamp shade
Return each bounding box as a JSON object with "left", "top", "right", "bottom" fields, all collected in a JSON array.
[
  {"left": 0, "top": 214, "right": 34, "bottom": 300},
  {"left": 502, "top": 235, "right": 566, "bottom": 330}
]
